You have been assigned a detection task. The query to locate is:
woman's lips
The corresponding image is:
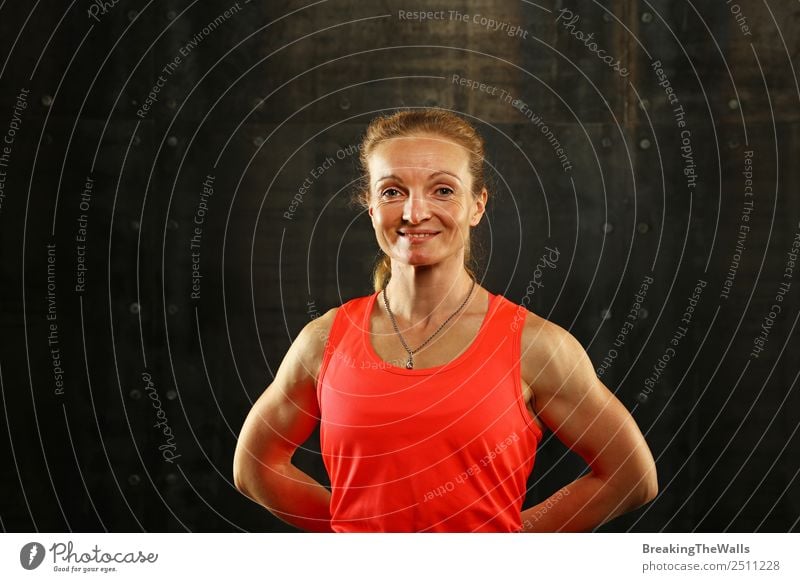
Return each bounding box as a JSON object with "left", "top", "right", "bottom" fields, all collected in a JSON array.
[{"left": 399, "top": 231, "right": 439, "bottom": 243}]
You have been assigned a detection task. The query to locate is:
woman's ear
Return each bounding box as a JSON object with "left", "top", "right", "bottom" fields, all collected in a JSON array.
[
  {"left": 367, "top": 190, "right": 375, "bottom": 222},
  {"left": 470, "top": 188, "right": 488, "bottom": 226}
]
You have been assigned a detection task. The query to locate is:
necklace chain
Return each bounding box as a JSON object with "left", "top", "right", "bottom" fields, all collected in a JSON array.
[{"left": 382, "top": 275, "right": 476, "bottom": 369}]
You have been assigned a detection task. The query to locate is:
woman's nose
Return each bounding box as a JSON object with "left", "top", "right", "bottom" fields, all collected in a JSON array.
[{"left": 403, "top": 192, "right": 431, "bottom": 223}]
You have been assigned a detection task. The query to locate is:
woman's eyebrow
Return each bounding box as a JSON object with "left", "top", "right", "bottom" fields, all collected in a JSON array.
[
  {"left": 374, "top": 171, "right": 462, "bottom": 185},
  {"left": 374, "top": 174, "right": 403, "bottom": 185},
  {"left": 428, "top": 170, "right": 462, "bottom": 183}
]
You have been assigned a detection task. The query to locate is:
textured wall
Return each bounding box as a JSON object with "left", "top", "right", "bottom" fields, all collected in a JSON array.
[{"left": 0, "top": 0, "right": 798, "bottom": 532}]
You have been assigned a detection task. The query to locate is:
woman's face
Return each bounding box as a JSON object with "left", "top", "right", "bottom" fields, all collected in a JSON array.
[{"left": 367, "top": 134, "right": 487, "bottom": 268}]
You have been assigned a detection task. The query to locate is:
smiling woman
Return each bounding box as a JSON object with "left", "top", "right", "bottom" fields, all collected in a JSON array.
[
  {"left": 355, "top": 109, "right": 489, "bottom": 293},
  {"left": 232, "top": 108, "right": 658, "bottom": 533}
]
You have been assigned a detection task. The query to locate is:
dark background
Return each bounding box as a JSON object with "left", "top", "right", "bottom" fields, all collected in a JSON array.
[{"left": 0, "top": 0, "right": 798, "bottom": 532}]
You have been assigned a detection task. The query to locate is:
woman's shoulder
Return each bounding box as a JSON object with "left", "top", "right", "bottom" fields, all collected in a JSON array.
[
  {"left": 301, "top": 293, "right": 375, "bottom": 346},
  {"left": 491, "top": 292, "right": 576, "bottom": 355},
  {"left": 511, "top": 302, "right": 591, "bottom": 383}
]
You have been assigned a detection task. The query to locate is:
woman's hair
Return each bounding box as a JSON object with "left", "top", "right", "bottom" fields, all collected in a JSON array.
[{"left": 353, "top": 108, "right": 489, "bottom": 292}]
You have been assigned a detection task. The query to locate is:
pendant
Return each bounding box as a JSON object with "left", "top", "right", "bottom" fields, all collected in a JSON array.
[{"left": 405, "top": 355, "right": 414, "bottom": 369}]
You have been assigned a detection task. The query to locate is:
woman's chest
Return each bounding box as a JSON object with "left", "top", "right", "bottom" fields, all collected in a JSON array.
[
  {"left": 368, "top": 312, "right": 485, "bottom": 369},
  {"left": 321, "top": 354, "right": 521, "bottom": 436}
]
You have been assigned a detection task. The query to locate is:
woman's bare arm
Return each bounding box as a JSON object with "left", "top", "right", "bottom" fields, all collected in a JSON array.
[
  {"left": 519, "top": 314, "right": 658, "bottom": 532},
  {"left": 232, "top": 308, "right": 338, "bottom": 532}
]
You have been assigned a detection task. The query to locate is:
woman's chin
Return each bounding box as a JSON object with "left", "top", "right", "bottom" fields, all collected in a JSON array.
[
  {"left": 393, "top": 252, "right": 436, "bottom": 266},
  {"left": 389, "top": 247, "right": 464, "bottom": 268}
]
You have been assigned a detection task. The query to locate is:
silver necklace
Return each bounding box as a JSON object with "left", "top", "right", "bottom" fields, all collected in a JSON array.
[{"left": 382, "top": 276, "right": 476, "bottom": 369}]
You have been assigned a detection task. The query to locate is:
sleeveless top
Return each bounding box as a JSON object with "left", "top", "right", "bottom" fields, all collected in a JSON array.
[{"left": 316, "top": 290, "right": 543, "bottom": 532}]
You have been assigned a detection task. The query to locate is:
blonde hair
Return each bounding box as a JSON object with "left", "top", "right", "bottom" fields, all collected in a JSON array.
[{"left": 353, "top": 108, "right": 489, "bottom": 292}]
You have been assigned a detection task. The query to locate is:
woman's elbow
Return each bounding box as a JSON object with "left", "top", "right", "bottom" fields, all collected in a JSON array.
[
  {"left": 232, "top": 442, "right": 264, "bottom": 497},
  {"left": 232, "top": 451, "right": 251, "bottom": 495},
  {"left": 612, "top": 463, "right": 658, "bottom": 510},
  {"left": 636, "top": 463, "right": 659, "bottom": 506},
  {"left": 232, "top": 443, "right": 286, "bottom": 499}
]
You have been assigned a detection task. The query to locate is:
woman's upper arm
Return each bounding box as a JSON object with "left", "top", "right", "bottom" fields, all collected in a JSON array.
[
  {"left": 233, "top": 308, "right": 337, "bottom": 472},
  {"left": 521, "top": 314, "right": 658, "bottom": 500}
]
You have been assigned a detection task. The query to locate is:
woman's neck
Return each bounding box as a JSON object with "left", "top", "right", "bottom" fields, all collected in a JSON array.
[{"left": 383, "top": 255, "right": 478, "bottom": 324}]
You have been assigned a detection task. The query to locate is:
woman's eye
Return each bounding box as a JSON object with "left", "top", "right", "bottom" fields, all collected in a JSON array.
[
  {"left": 437, "top": 187, "right": 454, "bottom": 196},
  {"left": 381, "top": 188, "right": 401, "bottom": 198}
]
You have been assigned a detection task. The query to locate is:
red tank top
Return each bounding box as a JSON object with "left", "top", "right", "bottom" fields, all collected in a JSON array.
[{"left": 317, "top": 290, "right": 543, "bottom": 532}]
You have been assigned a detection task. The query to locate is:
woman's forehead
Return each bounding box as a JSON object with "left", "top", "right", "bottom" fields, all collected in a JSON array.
[{"left": 368, "top": 136, "right": 469, "bottom": 175}]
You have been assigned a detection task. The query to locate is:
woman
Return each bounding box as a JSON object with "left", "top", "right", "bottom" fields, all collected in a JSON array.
[{"left": 233, "top": 108, "right": 658, "bottom": 532}]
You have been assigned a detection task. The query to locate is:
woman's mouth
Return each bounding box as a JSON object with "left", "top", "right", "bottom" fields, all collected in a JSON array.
[{"left": 398, "top": 231, "right": 439, "bottom": 243}]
